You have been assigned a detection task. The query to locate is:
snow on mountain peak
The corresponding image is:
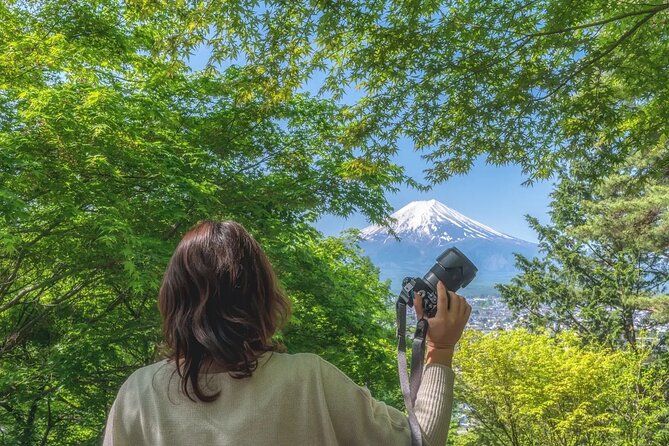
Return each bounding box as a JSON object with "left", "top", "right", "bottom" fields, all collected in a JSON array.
[{"left": 360, "top": 199, "right": 517, "bottom": 245}]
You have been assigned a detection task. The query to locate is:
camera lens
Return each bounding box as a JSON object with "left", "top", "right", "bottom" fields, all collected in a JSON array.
[{"left": 423, "top": 247, "right": 478, "bottom": 293}]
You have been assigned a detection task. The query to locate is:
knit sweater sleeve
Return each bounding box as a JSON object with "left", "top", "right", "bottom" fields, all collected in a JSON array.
[
  {"left": 414, "top": 363, "right": 456, "bottom": 446},
  {"left": 316, "top": 356, "right": 454, "bottom": 446}
]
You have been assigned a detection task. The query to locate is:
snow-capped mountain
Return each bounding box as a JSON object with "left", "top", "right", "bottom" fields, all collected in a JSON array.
[
  {"left": 360, "top": 199, "right": 517, "bottom": 245},
  {"left": 358, "top": 199, "right": 539, "bottom": 296}
]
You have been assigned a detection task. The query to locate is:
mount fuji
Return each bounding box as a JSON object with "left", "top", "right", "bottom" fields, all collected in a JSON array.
[{"left": 358, "top": 200, "right": 540, "bottom": 296}]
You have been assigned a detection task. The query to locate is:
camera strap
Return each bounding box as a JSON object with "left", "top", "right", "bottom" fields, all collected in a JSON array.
[{"left": 396, "top": 293, "right": 428, "bottom": 446}]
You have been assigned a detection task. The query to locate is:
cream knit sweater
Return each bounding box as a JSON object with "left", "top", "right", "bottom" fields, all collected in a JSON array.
[{"left": 103, "top": 352, "right": 454, "bottom": 446}]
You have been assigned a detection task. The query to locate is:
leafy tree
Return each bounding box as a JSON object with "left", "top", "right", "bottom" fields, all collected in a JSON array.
[
  {"left": 0, "top": 2, "right": 408, "bottom": 444},
  {"left": 452, "top": 329, "right": 669, "bottom": 446},
  {"left": 574, "top": 140, "right": 669, "bottom": 326},
  {"left": 151, "top": 0, "right": 668, "bottom": 184},
  {"left": 577, "top": 140, "right": 669, "bottom": 253},
  {"left": 497, "top": 147, "right": 668, "bottom": 349},
  {"left": 7, "top": 0, "right": 660, "bottom": 184}
]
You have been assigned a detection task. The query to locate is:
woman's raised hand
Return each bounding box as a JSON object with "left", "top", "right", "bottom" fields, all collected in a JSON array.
[{"left": 415, "top": 280, "right": 471, "bottom": 366}]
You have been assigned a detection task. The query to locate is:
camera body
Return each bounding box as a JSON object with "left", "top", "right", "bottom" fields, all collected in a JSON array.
[{"left": 402, "top": 247, "right": 478, "bottom": 317}]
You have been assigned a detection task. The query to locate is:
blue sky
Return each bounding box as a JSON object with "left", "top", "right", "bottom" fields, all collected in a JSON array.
[
  {"left": 189, "top": 45, "right": 554, "bottom": 244},
  {"left": 315, "top": 150, "right": 554, "bottom": 243}
]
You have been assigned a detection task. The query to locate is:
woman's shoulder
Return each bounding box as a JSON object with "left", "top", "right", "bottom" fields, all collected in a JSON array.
[
  {"left": 263, "top": 351, "right": 325, "bottom": 372},
  {"left": 116, "top": 359, "right": 171, "bottom": 393},
  {"left": 117, "top": 353, "right": 331, "bottom": 393},
  {"left": 263, "top": 351, "right": 341, "bottom": 379},
  {"left": 135, "top": 358, "right": 171, "bottom": 377},
  {"left": 264, "top": 352, "right": 351, "bottom": 384}
]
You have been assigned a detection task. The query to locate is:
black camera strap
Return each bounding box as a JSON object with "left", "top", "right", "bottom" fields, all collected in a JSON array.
[{"left": 396, "top": 293, "right": 428, "bottom": 446}]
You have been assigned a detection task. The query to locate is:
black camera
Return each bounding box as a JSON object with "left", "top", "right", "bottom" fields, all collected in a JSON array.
[{"left": 402, "top": 247, "right": 478, "bottom": 317}]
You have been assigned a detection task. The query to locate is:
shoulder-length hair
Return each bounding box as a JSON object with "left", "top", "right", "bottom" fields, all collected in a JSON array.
[{"left": 158, "top": 220, "right": 291, "bottom": 402}]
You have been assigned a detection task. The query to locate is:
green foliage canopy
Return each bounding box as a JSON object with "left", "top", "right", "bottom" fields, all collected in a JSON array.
[
  {"left": 497, "top": 148, "right": 668, "bottom": 348},
  {"left": 0, "top": 2, "right": 407, "bottom": 443},
  {"left": 155, "top": 0, "right": 669, "bottom": 183},
  {"left": 453, "top": 329, "right": 669, "bottom": 446},
  {"left": 8, "top": 0, "right": 662, "bottom": 184}
]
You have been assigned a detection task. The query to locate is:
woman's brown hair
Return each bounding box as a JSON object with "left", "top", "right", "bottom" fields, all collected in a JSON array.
[{"left": 158, "top": 220, "right": 291, "bottom": 402}]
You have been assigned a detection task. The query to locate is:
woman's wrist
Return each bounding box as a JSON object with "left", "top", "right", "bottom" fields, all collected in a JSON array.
[
  {"left": 425, "top": 344, "right": 454, "bottom": 367},
  {"left": 426, "top": 340, "right": 456, "bottom": 349}
]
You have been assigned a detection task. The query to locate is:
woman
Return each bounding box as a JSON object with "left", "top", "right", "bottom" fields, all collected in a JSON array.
[{"left": 103, "top": 220, "right": 471, "bottom": 445}]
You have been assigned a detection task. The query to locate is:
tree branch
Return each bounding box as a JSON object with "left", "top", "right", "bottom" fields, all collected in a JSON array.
[
  {"left": 526, "top": 4, "right": 669, "bottom": 37},
  {"left": 0, "top": 268, "right": 73, "bottom": 313},
  {"left": 39, "top": 395, "right": 53, "bottom": 446},
  {"left": 535, "top": 8, "right": 666, "bottom": 101}
]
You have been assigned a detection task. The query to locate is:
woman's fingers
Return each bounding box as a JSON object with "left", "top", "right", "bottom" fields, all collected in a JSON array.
[
  {"left": 437, "top": 281, "right": 471, "bottom": 318},
  {"left": 435, "top": 282, "right": 446, "bottom": 318},
  {"left": 414, "top": 292, "right": 424, "bottom": 320},
  {"left": 432, "top": 282, "right": 472, "bottom": 323},
  {"left": 448, "top": 290, "right": 460, "bottom": 315},
  {"left": 426, "top": 281, "right": 471, "bottom": 348}
]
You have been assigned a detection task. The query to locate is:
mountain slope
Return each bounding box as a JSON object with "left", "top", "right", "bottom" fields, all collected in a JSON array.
[
  {"left": 358, "top": 199, "right": 539, "bottom": 296},
  {"left": 361, "top": 199, "right": 516, "bottom": 245}
]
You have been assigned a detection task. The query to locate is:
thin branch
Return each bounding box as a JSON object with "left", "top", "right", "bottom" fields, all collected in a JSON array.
[
  {"left": 0, "top": 270, "right": 70, "bottom": 313},
  {"left": 0, "top": 219, "right": 68, "bottom": 297},
  {"left": 526, "top": 4, "right": 669, "bottom": 37},
  {"left": 39, "top": 395, "right": 52, "bottom": 446},
  {"left": 0, "top": 250, "right": 27, "bottom": 297},
  {"left": 535, "top": 8, "right": 665, "bottom": 101},
  {"left": 162, "top": 202, "right": 197, "bottom": 240},
  {"left": 1, "top": 277, "right": 99, "bottom": 353}
]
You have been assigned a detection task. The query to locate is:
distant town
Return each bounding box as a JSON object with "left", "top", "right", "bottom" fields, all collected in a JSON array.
[{"left": 465, "top": 294, "right": 517, "bottom": 332}]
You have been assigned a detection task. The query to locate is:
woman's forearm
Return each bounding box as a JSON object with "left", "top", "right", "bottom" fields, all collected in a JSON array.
[{"left": 414, "top": 362, "right": 455, "bottom": 446}]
